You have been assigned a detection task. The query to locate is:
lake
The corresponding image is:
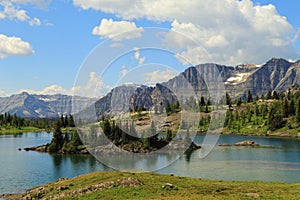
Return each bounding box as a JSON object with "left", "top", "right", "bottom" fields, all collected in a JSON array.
[{"left": 1, "top": 132, "right": 300, "bottom": 194}]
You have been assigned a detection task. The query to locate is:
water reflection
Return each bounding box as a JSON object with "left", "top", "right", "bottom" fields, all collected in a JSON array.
[{"left": 2, "top": 132, "right": 300, "bottom": 194}]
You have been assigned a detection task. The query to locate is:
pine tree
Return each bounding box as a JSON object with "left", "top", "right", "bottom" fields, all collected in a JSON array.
[
  {"left": 200, "top": 96, "right": 206, "bottom": 107},
  {"left": 48, "top": 121, "right": 64, "bottom": 153},
  {"left": 102, "top": 119, "right": 112, "bottom": 140},
  {"left": 60, "top": 114, "right": 65, "bottom": 128},
  {"left": 296, "top": 99, "right": 300, "bottom": 124},
  {"left": 64, "top": 115, "right": 69, "bottom": 127},
  {"left": 166, "top": 129, "right": 172, "bottom": 142},
  {"left": 247, "top": 90, "right": 253, "bottom": 103},
  {"left": 62, "top": 133, "right": 70, "bottom": 152},
  {"left": 287, "top": 88, "right": 292, "bottom": 100},
  {"left": 289, "top": 98, "right": 295, "bottom": 116},
  {"left": 272, "top": 91, "right": 279, "bottom": 100},
  {"left": 266, "top": 91, "right": 272, "bottom": 100},
  {"left": 283, "top": 98, "right": 289, "bottom": 117},
  {"left": 226, "top": 92, "right": 231, "bottom": 106},
  {"left": 236, "top": 98, "right": 242, "bottom": 106},
  {"left": 205, "top": 105, "right": 209, "bottom": 113},
  {"left": 268, "top": 102, "right": 284, "bottom": 131}
]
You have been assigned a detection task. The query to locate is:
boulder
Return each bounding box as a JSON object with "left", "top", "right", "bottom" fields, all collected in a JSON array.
[
  {"left": 162, "top": 183, "right": 174, "bottom": 189},
  {"left": 233, "top": 140, "right": 259, "bottom": 146}
]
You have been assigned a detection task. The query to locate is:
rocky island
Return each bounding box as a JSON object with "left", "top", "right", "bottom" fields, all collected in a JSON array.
[{"left": 219, "top": 140, "right": 259, "bottom": 147}]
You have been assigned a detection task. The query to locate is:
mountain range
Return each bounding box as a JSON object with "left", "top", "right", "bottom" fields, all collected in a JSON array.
[{"left": 1, "top": 58, "right": 299, "bottom": 118}]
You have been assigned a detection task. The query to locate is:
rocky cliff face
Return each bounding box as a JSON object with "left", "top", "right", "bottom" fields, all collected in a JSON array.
[
  {"left": 231, "top": 58, "right": 292, "bottom": 98},
  {"left": 1, "top": 58, "right": 299, "bottom": 118},
  {"left": 94, "top": 58, "right": 300, "bottom": 117}
]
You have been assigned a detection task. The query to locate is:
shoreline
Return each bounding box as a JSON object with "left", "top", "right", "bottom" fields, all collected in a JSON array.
[
  {"left": 1, "top": 128, "right": 299, "bottom": 139},
  {"left": 221, "top": 131, "right": 300, "bottom": 139},
  {"left": 1, "top": 171, "right": 300, "bottom": 199},
  {"left": 0, "top": 127, "right": 76, "bottom": 135}
]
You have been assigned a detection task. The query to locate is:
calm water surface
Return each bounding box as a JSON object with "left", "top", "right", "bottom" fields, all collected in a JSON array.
[{"left": 1, "top": 132, "right": 300, "bottom": 194}]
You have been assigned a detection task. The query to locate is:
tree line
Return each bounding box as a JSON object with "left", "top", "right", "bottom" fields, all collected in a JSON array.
[
  {"left": 198, "top": 86, "right": 300, "bottom": 133},
  {"left": 0, "top": 113, "right": 76, "bottom": 130}
]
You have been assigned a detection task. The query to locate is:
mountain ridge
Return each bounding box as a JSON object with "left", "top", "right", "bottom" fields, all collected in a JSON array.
[{"left": 1, "top": 57, "right": 299, "bottom": 118}]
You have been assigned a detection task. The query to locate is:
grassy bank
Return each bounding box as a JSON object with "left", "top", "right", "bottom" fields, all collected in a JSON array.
[
  {"left": 4, "top": 171, "right": 300, "bottom": 200},
  {"left": 0, "top": 126, "right": 76, "bottom": 135},
  {"left": 0, "top": 126, "right": 43, "bottom": 134}
]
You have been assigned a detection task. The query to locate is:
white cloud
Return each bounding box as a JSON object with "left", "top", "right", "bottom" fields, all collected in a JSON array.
[
  {"left": 92, "top": 18, "right": 144, "bottom": 41},
  {"left": 18, "top": 72, "right": 111, "bottom": 97},
  {"left": 19, "top": 85, "right": 69, "bottom": 95},
  {"left": 133, "top": 47, "right": 145, "bottom": 65},
  {"left": 143, "top": 69, "right": 177, "bottom": 85},
  {"left": 29, "top": 17, "right": 41, "bottom": 26},
  {"left": 10, "top": 0, "right": 51, "bottom": 8},
  {"left": 119, "top": 65, "right": 128, "bottom": 78},
  {"left": 74, "top": 0, "right": 299, "bottom": 65},
  {"left": 0, "top": 0, "right": 45, "bottom": 25},
  {"left": 0, "top": 34, "right": 34, "bottom": 58}
]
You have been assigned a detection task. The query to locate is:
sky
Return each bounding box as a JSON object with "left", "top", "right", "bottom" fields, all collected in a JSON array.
[{"left": 0, "top": 0, "right": 299, "bottom": 97}]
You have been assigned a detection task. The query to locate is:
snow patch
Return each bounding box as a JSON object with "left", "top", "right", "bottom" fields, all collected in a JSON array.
[
  {"left": 225, "top": 73, "right": 250, "bottom": 85},
  {"left": 39, "top": 97, "right": 53, "bottom": 102}
]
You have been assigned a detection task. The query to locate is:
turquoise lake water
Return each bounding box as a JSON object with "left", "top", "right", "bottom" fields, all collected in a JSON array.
[{"left": 1, "top": 132, "right": 300, "bottom": 194}]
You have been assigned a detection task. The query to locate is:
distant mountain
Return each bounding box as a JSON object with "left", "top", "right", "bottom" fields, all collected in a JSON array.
[
  {"left": 1, "top": 58, "right": 299, "bottom": 118},
  {"left": 0, "top": 92, "right": 91, "bottom": 118}
]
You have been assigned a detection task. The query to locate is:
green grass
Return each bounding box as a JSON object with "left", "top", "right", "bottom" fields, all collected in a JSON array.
[
  {"left": 0, "top": 126, "right": 42, "bottom": 134},
  {"left": 16, "top": 171, "right": 300, "bottom": 200}
]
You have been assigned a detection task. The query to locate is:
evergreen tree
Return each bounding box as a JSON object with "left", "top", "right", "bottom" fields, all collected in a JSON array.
[
  {"left": 283, "top": 98, "right": 289, "bottom": 117},
  {"left": 70, "top": 130, "right": 83, "bottom": 147},
  {"left": 296, "top": 99, "right": 300, "bottom": 124},
  {"left": 236, "top": 98, "right": 242, "bottom": 106},
  {"left": 200, "top": 96, "right": 206, "bottom": 107},
  {"left": 266, "top": 91, "right": 272, "bottom": 100},
  {"left": 48, "top": 121, "right": 64, "bottom": 153},
  {"left": 272, "top": 91, "right": 279, "bottom": 100},
  {"left": 268, "top": 102, "right": 284, "bottom": 131},
  {"left": 289, "top": 98, "right": 295, "bottom": 116},
  {"left": 62, "top": 133, "right": 70, "bottom": 152},
  {"left": 166, "top": 129, "right": 172, "bottom": 142},
  {"left": 205, "top": 105, "right": 209, "bottom": 113},
  {"left": 260, "top": 104, "right": 267, "bottom": 119},
  {"left": 68, "top": 115, "right": 75, "bottom": 127},
  {"left": 64, "top": 115, "right": 69, "bottom": 127},
  {"left": 247, "top": 90, "right": 253, "bottom": 103},
  {"left": 102, "top": 119, "right": 112, "bottom": 140},
  {"left": 60, "top": 114, "right": 65, "bottom": 128},
  {"left": 226, "top": 92, "right": 231, "bottom": 106},
  {"left": 287, "top": 88, "right": 292, "bottom": 100}
]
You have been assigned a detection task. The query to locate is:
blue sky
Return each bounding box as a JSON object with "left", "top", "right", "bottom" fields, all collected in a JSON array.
[{"left": 0, "top": 0, "right": 299, "bottom": 97}]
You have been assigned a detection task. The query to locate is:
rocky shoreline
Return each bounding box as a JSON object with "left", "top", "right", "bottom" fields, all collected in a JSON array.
[
  {"left": 23, "top": 144, "right": 89, "bottom": 154},
  {"left": 219, "top": 140, "right": 260, "bottom": 147},
  {"left": 23, "top": 141, "right": 201, "bottom": 155}
]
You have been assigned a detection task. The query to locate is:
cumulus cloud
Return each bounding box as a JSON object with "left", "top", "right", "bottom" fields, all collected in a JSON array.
[
  {"left": 119, "top": 65, "right": 128, "bottom": 78},
  {"left": 142, "top": 69, "right": 177, "bottom": 85},
  {"left": 19, "top": 85, "right": 69, "bottom": 95},
  {"left": 18, "top": 72, "right": 111, "bottom": 97},
  {"left": 0, "top": 0, "right": 45, "bottom": 25},
  {"left": 92, "top": 18, "right": 144, "bottom": 41},
  {"left": 0, "top": 34, "right": 34, "bottom": 58},
  {"left": 74, "top": 0, "right": 299, "bottom": 65},
  {"left": 133, "top": 47, "right": 145, "bottom": 65}
]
